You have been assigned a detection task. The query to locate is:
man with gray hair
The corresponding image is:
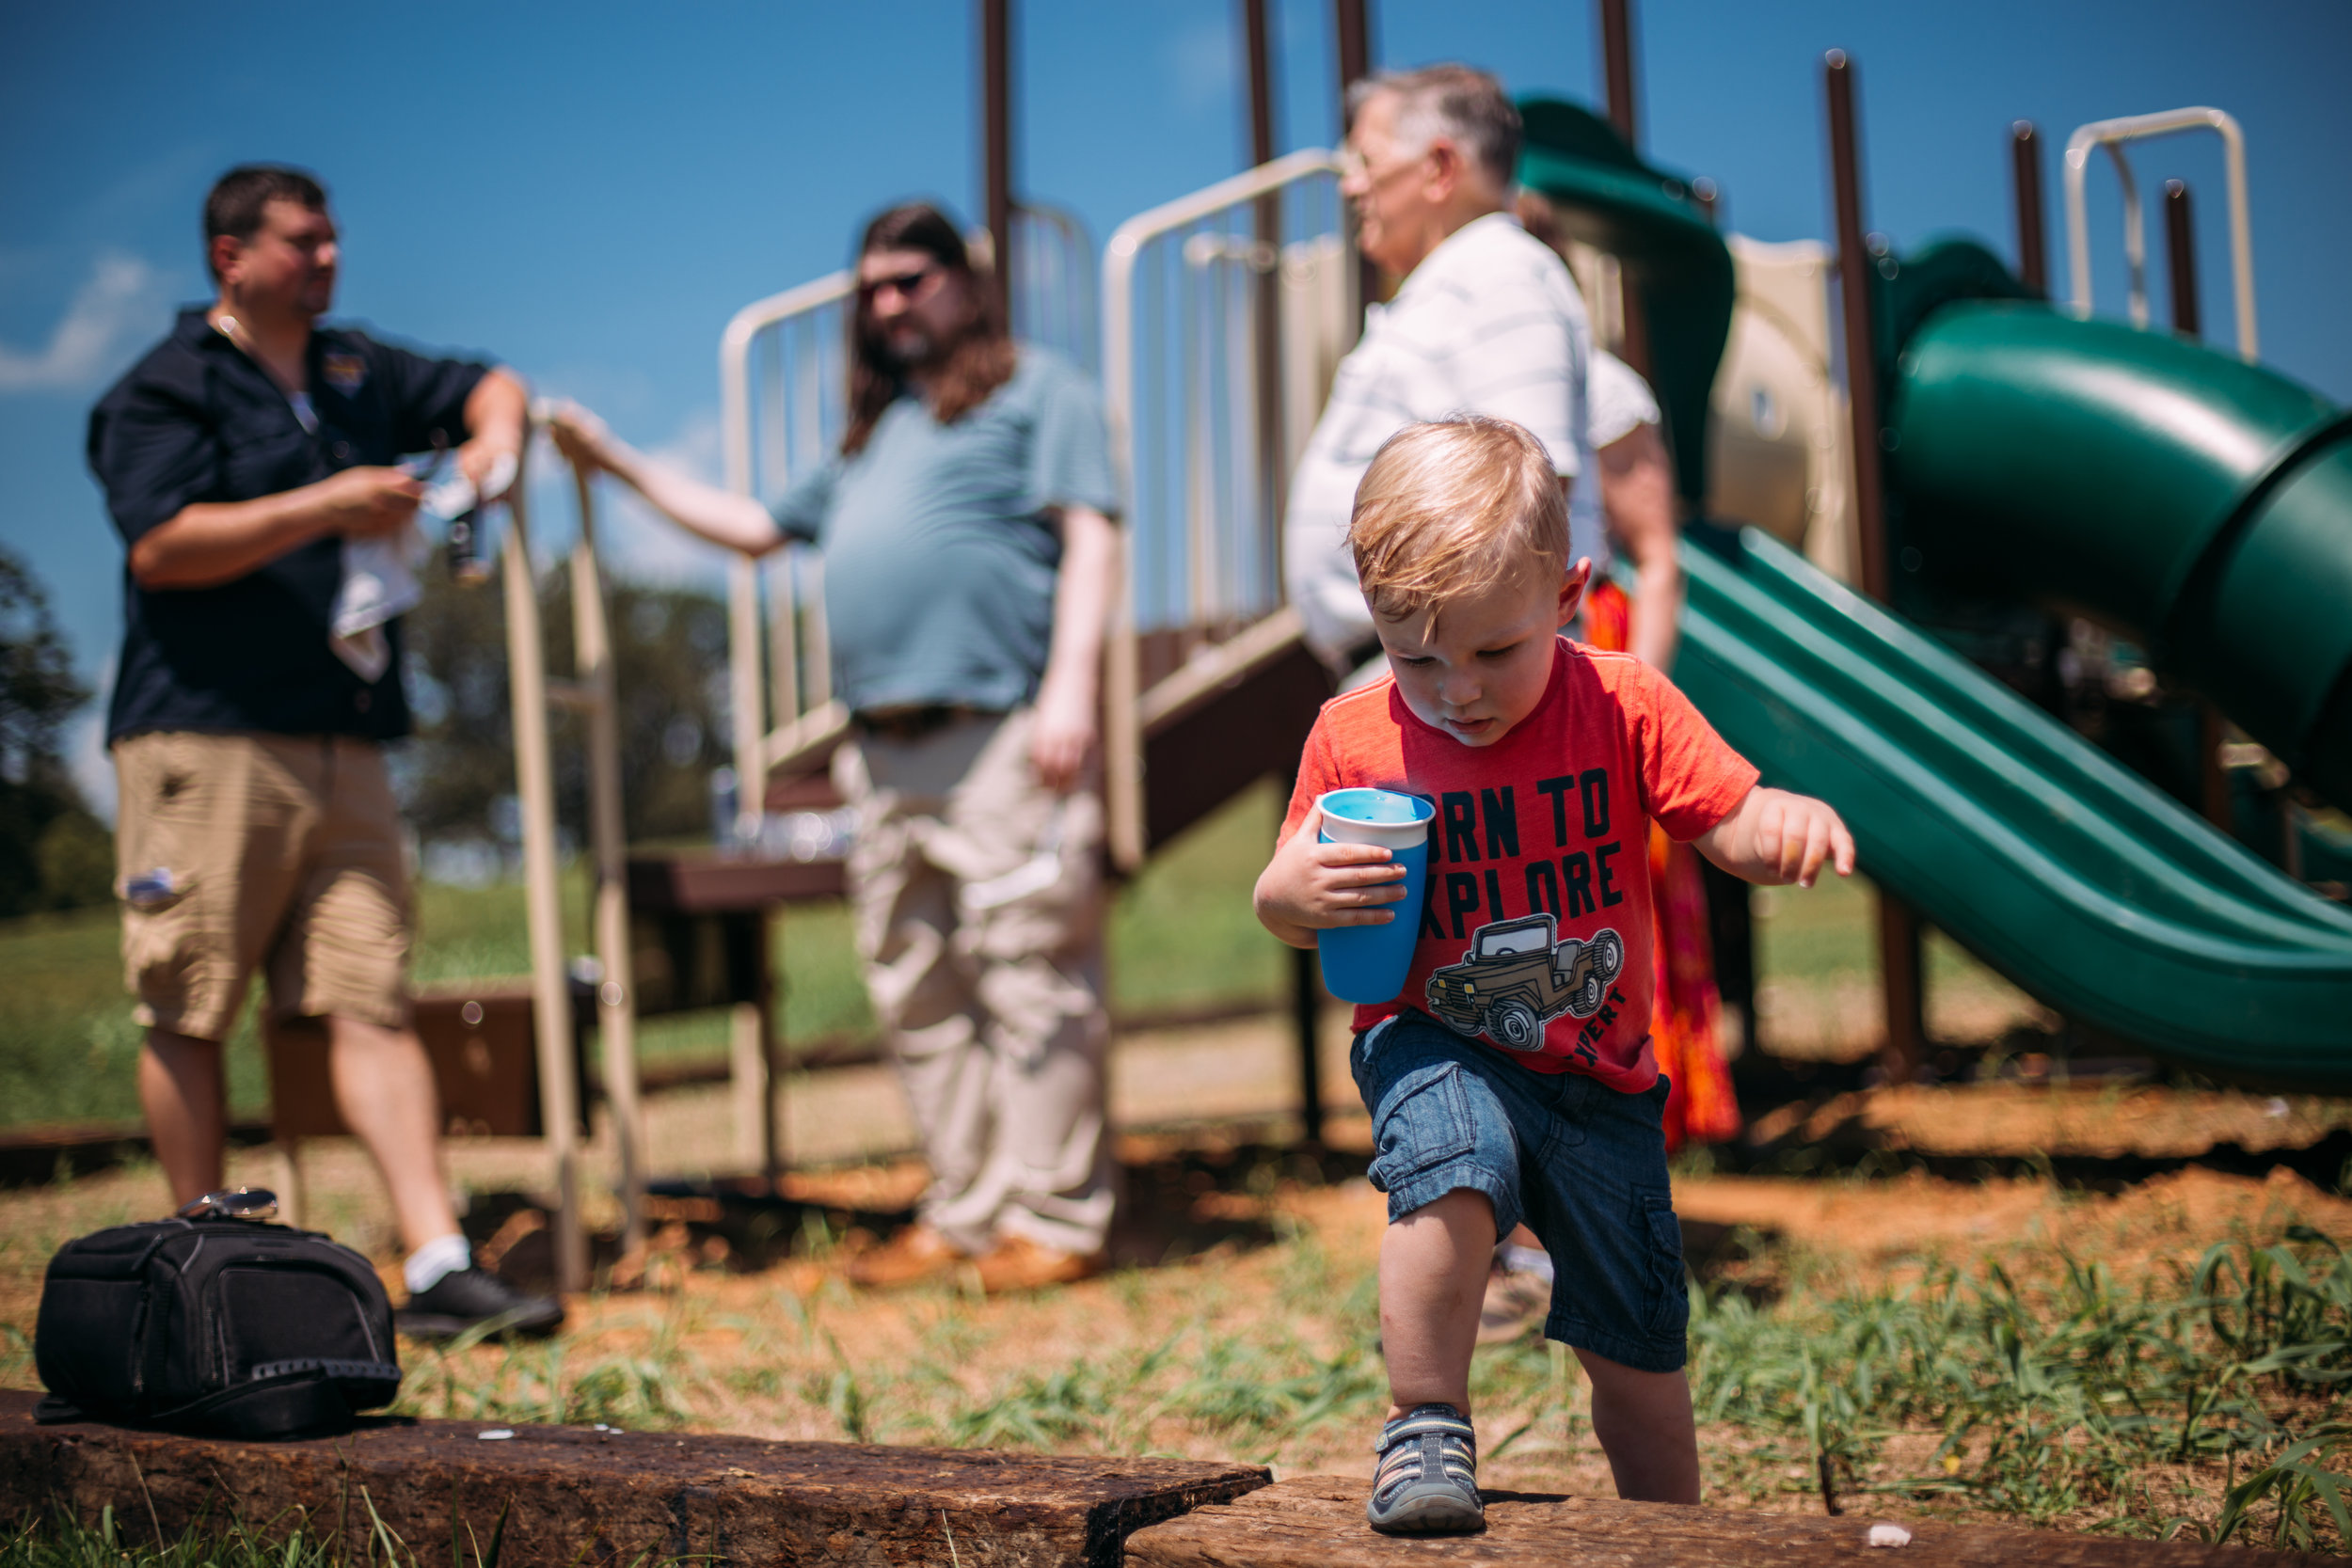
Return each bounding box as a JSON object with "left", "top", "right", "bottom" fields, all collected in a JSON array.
[{"left": 1286, "top": 64, "right": 1598, "bottom": 671}]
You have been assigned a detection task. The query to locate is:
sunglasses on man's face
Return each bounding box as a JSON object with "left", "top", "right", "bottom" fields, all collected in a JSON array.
[{"left": 858, "top": 264, "right": 942, "bottom": 304}]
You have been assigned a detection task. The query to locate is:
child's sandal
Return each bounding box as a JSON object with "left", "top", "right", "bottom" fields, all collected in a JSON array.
[{"left": 1365, "top": 1402, "right": 1484, "bottom": 1533}]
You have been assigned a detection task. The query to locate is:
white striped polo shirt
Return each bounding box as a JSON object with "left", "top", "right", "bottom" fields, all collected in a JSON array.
[{"left": 1283, "top": 211, "right": 1598, "bottom": 661}]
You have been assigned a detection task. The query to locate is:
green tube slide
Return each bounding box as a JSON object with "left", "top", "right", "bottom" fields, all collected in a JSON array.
[
  {"left": 1888, "top": 294, "right": 2352, "bottom": 812},
  {"left": 1676, "top": 530, "right": 2352, "bottom": 1082}
]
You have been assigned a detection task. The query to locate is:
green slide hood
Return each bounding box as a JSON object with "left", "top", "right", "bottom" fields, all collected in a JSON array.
[
  {"left": 1886, "top": 292, "right": 2352, "bottom": 809},
  {"left": 1516, "top": 98, "right": 1734, "bottom": 511}
]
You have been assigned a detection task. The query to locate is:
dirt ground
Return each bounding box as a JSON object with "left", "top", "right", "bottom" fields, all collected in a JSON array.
[{"left": 5, "top": 1014, "right": 2349, "bottom": 1544}]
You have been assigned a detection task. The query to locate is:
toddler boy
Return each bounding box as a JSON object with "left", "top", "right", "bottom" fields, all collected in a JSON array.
[{"left": 1255, "top": 416, "right": 1852, "bottom": 1532}]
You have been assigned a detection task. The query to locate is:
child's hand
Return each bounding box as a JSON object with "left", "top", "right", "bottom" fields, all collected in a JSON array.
[
  {"left": 1253, "top": 805, "right": 1410, "bottom": 949},
  {"left": 1695, "top": 786, "right": 1856, "bottom": 890}
]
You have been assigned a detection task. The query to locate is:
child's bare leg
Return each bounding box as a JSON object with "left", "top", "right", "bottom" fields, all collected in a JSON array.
[
  {"left": 1574, "top": 1348, "right": 1700, "bottom": 1503},
  {"left": 1380, "top": 1188, "right": 1497, "bottom": 1418}
]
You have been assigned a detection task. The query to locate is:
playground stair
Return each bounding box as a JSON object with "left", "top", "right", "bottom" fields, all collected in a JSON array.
[{"left": 0, "top": 1396, "right": 2311, "bottom": 1566}]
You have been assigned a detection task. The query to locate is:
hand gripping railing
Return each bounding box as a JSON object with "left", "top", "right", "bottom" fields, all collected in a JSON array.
[
  {"left": 2064, "top": 106, "right": 2257, "bottom": 360},
  {"left": 1101, "top": 149, "right": 1353, "bottom": 869}
]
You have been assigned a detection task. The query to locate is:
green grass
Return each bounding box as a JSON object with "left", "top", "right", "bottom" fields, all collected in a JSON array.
[
  {"left": 382, "top": 1222, "right": 2352, "bottom": 1551},
  {"left": 1753, "top": 873, "right": 2024, "bottom": 997},
  {"left": 0, "top": 782, "right": 2041, "bottom": 1130},
  {"left": 1681, "top": 1229, "right": 2352, "bottom": 1548},
  {"left": 0, "top": 784, "right": 1294, "bottom": 1131}
]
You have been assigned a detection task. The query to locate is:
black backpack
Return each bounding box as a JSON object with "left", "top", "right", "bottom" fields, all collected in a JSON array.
[{"left": 34, "top": 1204, "right": 402, "bottom": 1439}]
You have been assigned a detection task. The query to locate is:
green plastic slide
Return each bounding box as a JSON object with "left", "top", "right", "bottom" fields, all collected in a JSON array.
[
  {"left": 1890, "top": 294, "right": 2352, "bottom": 812},
  {"left": 1674, "top": 529, "right": 2352, "bottom": 1085}
]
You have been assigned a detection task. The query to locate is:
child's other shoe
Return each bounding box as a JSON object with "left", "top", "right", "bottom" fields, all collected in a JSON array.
[{"left": 1366, "top": 1402, "right": 1484, "bottom": 1533}]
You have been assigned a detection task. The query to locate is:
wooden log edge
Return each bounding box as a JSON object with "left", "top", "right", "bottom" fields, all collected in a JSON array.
[
  {"left": 1121, "top": 1474, "right": 2318, "bottom": 1567},
  {"left": 0, "top": 1391, "right": 1266, "bottom": 1568}
]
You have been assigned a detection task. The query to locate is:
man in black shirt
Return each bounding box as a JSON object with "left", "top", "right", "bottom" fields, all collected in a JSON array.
[{"left": 88, "top": 166, "right": 558, "bottom": 1336}]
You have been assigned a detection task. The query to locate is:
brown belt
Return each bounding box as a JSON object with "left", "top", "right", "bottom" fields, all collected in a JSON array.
[{"left": 853, "top": 704, "right": 996, "bottom": 742}]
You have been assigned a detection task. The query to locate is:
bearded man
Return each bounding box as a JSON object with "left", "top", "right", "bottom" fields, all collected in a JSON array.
[{"left": 548, "top": 202, "right": 1121, "bottom": 1292}]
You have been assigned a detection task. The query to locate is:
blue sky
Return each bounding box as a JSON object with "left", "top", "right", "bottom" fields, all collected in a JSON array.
[{"left": 5, "top": 1, "right": 2346, "bottom": 813}]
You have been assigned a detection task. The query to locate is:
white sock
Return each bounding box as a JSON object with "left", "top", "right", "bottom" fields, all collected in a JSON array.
[
  {"left": 1501, "top": 1243, "right": 1555, "bottom": 1284},
  {"left": 405, "top": 1232, "right": 472, "bottom": 1294}
]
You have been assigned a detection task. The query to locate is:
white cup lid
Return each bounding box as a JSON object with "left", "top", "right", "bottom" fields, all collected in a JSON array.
[{"left": 1316, "top": 788, "right": 1433, "bottom": 850}]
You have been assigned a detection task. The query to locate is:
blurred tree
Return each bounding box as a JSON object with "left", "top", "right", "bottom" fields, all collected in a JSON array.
[
  {"left": 0, "top": 546, "right": 112, "bottom": 916},
  {"left": 396, "top": 547, "right": 734, "bottom": 865}
]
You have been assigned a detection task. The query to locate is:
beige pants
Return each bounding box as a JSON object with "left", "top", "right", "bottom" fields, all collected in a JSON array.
[
  {"left": 834, "top": 706, "right": 1115, "bottom": 1256},
  {"left": 113, "top": 731, "right": 411, "bottom": 1041}
]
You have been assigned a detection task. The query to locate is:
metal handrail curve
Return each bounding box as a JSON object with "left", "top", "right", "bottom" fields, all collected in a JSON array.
[
  {"left": 1099, "top": 148, "right": 1347, "bottom": 871},
  {"left": 2064, "top": 106, "right": 2256, "bottom": 360}
]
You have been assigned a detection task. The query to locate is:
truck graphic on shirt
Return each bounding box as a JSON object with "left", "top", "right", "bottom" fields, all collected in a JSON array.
[{"left": 1425, "top": 913, "right": 1626, "bottom": 1050}]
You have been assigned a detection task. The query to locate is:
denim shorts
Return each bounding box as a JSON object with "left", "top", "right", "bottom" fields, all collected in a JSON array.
[{"left": 1350, "top": 1010, "right": 1689, "bottom": 1373}]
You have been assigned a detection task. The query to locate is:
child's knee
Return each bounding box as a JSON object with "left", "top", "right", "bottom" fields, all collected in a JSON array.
[{"left": 1399, "top": 1186, "right": 1497, "bottom": 1238}]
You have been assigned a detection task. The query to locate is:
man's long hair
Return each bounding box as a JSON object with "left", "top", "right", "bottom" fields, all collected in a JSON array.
[{"left": 842, "top": 202, "right": 1016, "bottom": 457}]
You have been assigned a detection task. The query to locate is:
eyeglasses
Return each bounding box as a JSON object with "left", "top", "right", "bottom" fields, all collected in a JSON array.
[
  {"left": 1338, "top": 145, "right": 1434, "bottom": 189},
  {"left": 858, "top": 263, "right": 942, "bottom": 304}
]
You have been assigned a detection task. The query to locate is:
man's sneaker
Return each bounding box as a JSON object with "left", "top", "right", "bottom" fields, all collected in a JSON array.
[
  {"left": 396, "top": 1267, "right": 565, "bottom": 1339},
  {"left": 1366, "top": 1402, "right": 1484, "bottom": 1534}
]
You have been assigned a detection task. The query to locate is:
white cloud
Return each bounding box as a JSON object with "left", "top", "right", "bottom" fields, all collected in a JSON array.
[{"left": 0, "top": 254, "right": 168, "bottom": 393}]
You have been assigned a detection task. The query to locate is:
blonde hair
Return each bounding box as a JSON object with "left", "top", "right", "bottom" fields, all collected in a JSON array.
[{"left": 1348, "top": 416, "right": 1567, "bottom": 624}]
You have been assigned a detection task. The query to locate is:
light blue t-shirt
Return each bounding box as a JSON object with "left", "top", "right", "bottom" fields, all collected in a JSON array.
[{"left": 774, "top": 349, "right": 1119, "bottom": 716}]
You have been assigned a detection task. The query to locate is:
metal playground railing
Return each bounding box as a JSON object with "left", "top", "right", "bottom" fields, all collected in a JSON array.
[{"left": 1100, "top": 150, "right": 1356, "bottom": 867}]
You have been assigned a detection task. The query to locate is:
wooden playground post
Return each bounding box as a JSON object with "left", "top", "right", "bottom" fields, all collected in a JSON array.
[
  {"left": 982, "top": 0, "right": 1014, "bottom": 321},
  {"left": 501, "top": 437, "right": 588, "bottom": 1293},
  {"left": 1824, "top": 49, "right": 1926, "bottom": 1084},
  {"left": 567, "top": 463, "right": 648, "bottom": 1266},
  {"left": 1333, "top": 0, "right": 1376, "bottom": 315},
  {"left": 2166, "top": 178, "right": 2235, "bottom": 834},
  {"left": 1597, "top": 0, "right": 1653, "bottom": 379},
  {"left": 1243, "top": 0, "right": 1325, "bottom": 1145},
  {"left": 2010, "top": 120, "right": 2048, "bottom": 295}
]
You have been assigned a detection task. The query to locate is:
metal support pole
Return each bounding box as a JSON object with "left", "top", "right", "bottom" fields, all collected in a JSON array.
[
  {"left": 1824, "top": 53, "right": 1887, "bottom": 605},
  {"left": 1245, "top": 0, "right": 1290, "bottom": 651},
  {"left": 2164, "top": 177, "right": 2233, "bottom": 834},
  {"left": 982, "top": 0, "right": 1014, "bottom": 323},
  {"left": 1333, "top": 0, "right": 1369, "bottom": 103},
  {"left": 1334, "top": 0, "right": 1377, "bottom": 313},
  {"left": 1598, "top": 0, "right": 1651, "bottom": 377},
  {"left": 1824, "top": 49, "right": 1924, "bottom": 1082},
  {"left": 2165, "top": 178, "right": 2202, "bottom": 340},
  {"left": 2010, "top": 121, "right": 2048, "bottom": 295},
  {"left": 569, "top": 465, "right": 646, "bottom": 1266},
  {"left": 1291, "top": 946, "right": 1325, "bottom": 1147},
  {"left": 1598, "top": 0, "right": 1638, "bottom": 144},
  {"left": 501, "top": 443, "right": 587, "bottom": 1293}
]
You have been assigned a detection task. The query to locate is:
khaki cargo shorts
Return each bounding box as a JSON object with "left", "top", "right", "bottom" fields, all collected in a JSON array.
[{"left": 113, "top": 732, "right": 412, "bottom": 1041}]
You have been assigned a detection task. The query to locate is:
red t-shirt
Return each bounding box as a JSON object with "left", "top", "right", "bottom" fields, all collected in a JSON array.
[{"left": 1279, "top": 639, "right": 1759, "bottom": 1092}]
